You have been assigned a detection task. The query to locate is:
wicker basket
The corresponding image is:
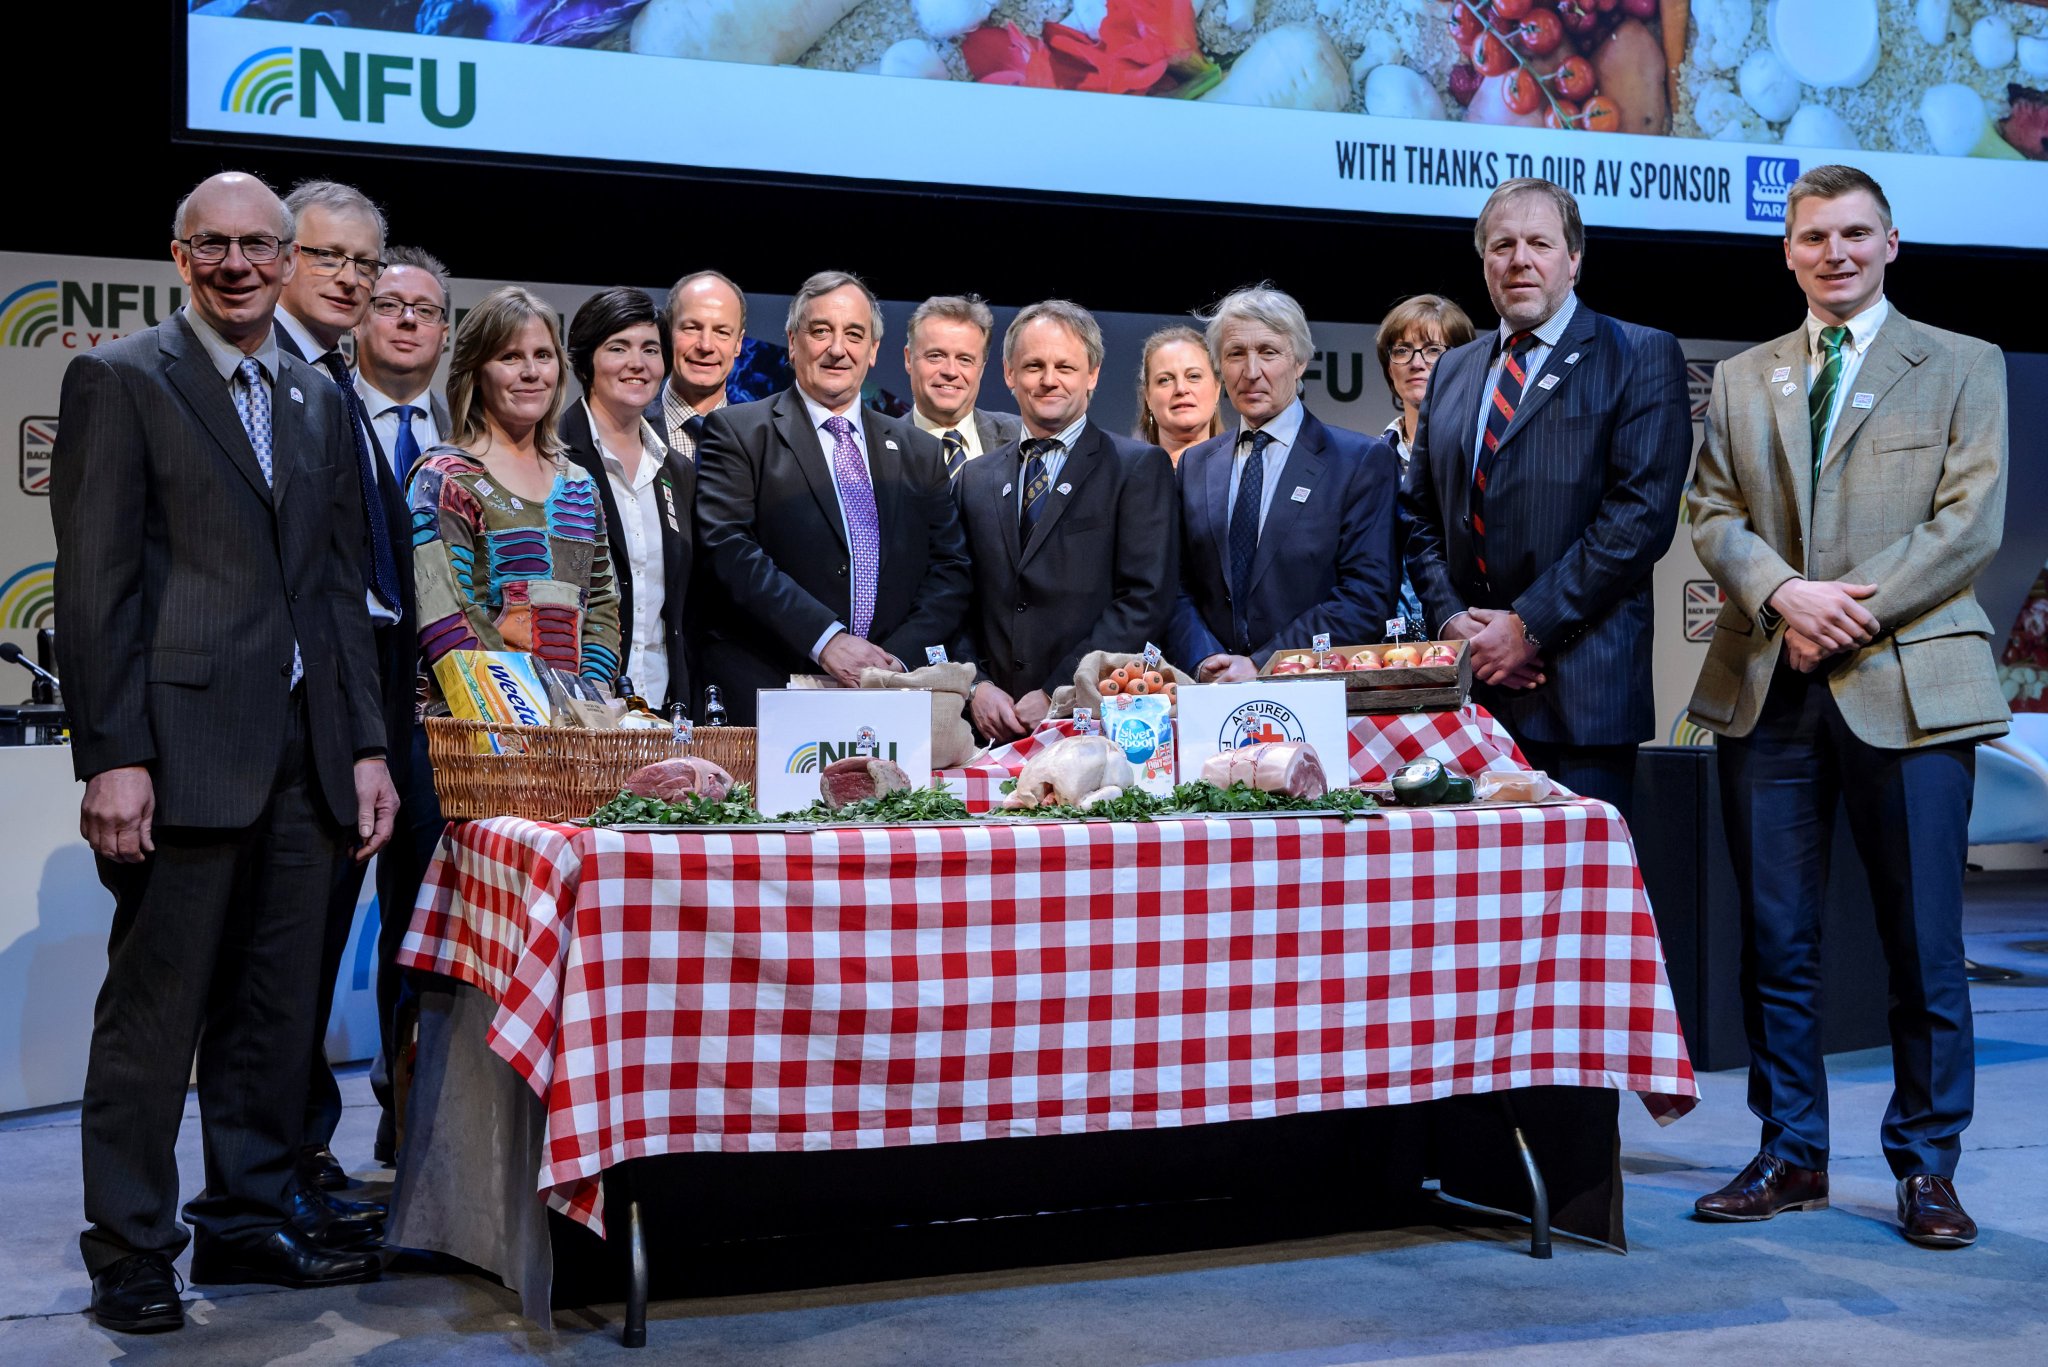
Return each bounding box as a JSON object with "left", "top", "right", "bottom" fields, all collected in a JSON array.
[{"left": 424, "top": 718, "right": 759, "bottom": 822}]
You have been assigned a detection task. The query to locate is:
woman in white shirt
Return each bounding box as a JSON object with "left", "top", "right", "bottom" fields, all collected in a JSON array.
[{"left": 559, "top": 286, "right": 697, "bottom": 713}]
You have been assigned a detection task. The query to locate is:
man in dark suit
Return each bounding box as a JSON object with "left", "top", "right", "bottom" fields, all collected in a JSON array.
[
  {"left": 1168, "top": 284, "right": 1402, "bottom": 680},
  {"left": 1687, "top": 166, "right": 2008, "bottom": 1245},
  {"left": 903, "top": 293, "right": 1021, "bottom": 475},
  {"left": 270, "top": 180, "right": 415, "bottom": 1208},
  {"left": 51, "top": 171, "right": 396, "bottom": 1333},
  {"left": 695, "top": 271, "right": 970, "bottom": 725},
  {"left": 349, "top": 243, "right": 453, "bottom": 1170},
  {"left": 1403, "top": 178, "right": 1691, "bottom": 819},
  {"left": 955, "top": 300, "right": 1177, "bottom": 741}
]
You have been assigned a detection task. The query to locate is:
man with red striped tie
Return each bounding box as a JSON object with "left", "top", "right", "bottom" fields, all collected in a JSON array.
[{"left": 1400, "top": 179, "right": 1692, "bottom": 820}]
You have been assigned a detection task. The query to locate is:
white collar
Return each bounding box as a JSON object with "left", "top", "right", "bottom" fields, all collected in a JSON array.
[
  {"left": 798, "top": 388, "right": 863, "bottom": 438},
  {"left": 1498, "top": 291, "right": 1578, "bottom": 351},
  {"left": 913, "top": 405, "right": 976, "bottom": 438},
  {"left": 274, "top": 306, "right": 340, "bottom": 368},
  {"left": 1806, "top": 297, "right": 1888, "bottom": 357},
  {"left": 1240, "top": 396, "right": 1306, "bottom": 451},
  {"left": 357, "top": 375, "right": 431, "bottom": 420}
]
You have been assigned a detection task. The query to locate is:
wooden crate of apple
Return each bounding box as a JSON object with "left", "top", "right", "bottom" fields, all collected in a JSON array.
[{"left": 1259, "top": 640, "right": 1472, "bottom": 714}]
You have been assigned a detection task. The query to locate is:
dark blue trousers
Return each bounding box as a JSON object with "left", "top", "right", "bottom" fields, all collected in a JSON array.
[{"left": 1716, "top": 660, "right": 1976, "bottom": 1179}]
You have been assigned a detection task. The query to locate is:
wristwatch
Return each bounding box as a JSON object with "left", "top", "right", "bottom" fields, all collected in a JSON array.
[{"left": 1514, "top": 613, "right": 1542, "bottom": 651}]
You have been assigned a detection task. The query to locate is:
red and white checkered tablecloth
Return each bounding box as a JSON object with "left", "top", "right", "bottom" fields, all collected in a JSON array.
[
  {"left": 401, "top": 797, "right": 1697, "bottom": 1237},
  {"left": 938, "top": 706, "right": 1529, "bottom": 811}
]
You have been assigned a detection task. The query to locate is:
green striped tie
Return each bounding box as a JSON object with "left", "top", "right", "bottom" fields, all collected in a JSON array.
[{"left": 1808, "top": 325, "right": 1847, "bottom": 489}]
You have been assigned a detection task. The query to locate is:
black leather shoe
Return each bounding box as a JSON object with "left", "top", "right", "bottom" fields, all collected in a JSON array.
[
  {"left": 1899, "top": 1174, "right": 1978, "bottom": 1248},
  {"left": 299, "top": 1146, "right": 348, "bottom": 1192},
  {"left": 90, "top": 1253, "right": 184, "bottom": 1334},
  {"left": 189, "top": 1225, "right": 381, "bottom": 1288},
  {"left": 1694, "top": 1151, "right": 1829, "bottom": 1221},
  {"left": 289, "top": 1185, "right": 386, "bottom": 1250}
]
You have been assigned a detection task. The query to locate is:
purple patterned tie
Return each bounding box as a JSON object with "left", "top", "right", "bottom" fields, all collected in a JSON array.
[{"left": 823, "top": 415, "right": 879, "bottom": 639}]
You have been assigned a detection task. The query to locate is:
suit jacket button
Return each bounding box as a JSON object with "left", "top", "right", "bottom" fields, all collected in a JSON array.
[
  {"left": 1461, "top": 515, "right": 1473, "bottom": 531},
  {"left": 1016, "top": 603, "right": 1028, "bottom": 613},
  {"left": 837, "top": 564, "right": 847, "bottom": 576},
  {"left": 279, "top": 664, "right": 291, "bottom": 677}
]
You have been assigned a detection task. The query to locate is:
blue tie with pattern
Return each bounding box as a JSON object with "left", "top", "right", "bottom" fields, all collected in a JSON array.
[
  {"left": 1228, "top": 429, "right": 1274, "bottom": 625},
  {"left": 319, "top": 352, "right": 402, "bottom": 613},
  {"left": 1018, "top": 437, "right": 1056, "bottom": 541},
  {"left": 232, "top": 357, "right": 302, "bottom": 688}
]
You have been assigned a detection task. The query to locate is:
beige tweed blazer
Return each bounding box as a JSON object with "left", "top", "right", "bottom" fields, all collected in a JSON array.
[{"left": 1687, "top": 307, "right": 2009, "bottom": 748}]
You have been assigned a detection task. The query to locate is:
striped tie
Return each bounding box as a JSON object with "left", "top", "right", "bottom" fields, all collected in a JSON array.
[
  {"left": 232, "top": 358, "right": 302, "bottom": 689},
  {"left": 1018, "top": 437, "right": 1055, "bottom": 541},
  {"left": 1808, "top": 324, "right": 1847, "bottom": 489},
  {"left": 941, "top": 428, "right": 967, "bottom": 479},
  {"left": 1471, "top": 330, "right": 1535, "bottom": 580}
]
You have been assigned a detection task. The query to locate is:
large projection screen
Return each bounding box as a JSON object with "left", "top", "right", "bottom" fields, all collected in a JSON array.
[{"left": 182, "top": 4, "right": 2046, "bottom": 249}]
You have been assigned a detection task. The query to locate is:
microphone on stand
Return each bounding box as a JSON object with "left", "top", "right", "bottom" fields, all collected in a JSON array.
[{"left": 0, "top": 641, "right": 60, "bottom": 693}]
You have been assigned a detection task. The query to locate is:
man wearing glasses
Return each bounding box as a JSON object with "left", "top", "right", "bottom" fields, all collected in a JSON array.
[
  {"left": 349, "top": 243, "right": 452, "bottom": 1171},
  {"left": 270, "top": 180, "right": 410, "bottom": 1223},
  {"left": 52, "top": 171, "right": 394, "bottom": 1331}
]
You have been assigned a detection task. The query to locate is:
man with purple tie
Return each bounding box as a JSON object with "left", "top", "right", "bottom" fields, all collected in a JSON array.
[{"left": 693, "top": 271, "right": 971, "bottom": 726}]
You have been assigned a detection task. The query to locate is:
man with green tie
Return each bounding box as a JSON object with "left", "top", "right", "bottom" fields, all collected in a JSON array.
[{"left": 1686, "top": 165, "right": 2010, "bottom": 1247}]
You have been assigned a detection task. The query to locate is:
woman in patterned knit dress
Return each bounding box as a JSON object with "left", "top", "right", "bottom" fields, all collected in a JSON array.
[{"left": 409, "top": 285, "right": 622, "bottom": 690}]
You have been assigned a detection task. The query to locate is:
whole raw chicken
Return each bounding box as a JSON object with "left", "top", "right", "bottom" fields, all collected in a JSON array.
[
  {"left": 1002, "top": 735, "right": 1138, "bottom": 811},
  {"left": 1199, "top": 742, "right": 1327, "bottom": 799}
]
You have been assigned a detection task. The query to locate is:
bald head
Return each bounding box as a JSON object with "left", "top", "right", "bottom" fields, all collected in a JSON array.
[{"left": 170, "top": 171, "right": 293, "bottom": 353}]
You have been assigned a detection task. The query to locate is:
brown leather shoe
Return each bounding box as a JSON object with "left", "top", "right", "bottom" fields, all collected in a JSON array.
[
  {"left": 1694, "top": 1152, "right": 1829, "bottom": 1221},
  {"left": 1898, "top": 1175, "right": 1977, "bottom": 1248}
]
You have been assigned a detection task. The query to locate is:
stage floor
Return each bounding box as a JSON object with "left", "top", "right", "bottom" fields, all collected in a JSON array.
[{"left": 4, "top": 874, "right": 2045, "bottom": 1366}]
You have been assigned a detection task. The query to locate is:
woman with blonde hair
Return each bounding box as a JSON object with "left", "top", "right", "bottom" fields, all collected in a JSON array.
[
  {"left": 1133, "top": 324, "right": 1224, "bottom": 462},
  {"left": 410, "top": 285, "right": 621, "bottom": 687}
]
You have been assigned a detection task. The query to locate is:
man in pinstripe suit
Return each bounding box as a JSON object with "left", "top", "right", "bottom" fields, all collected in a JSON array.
[
  {"left": 51, "top": 172, "right": 396, "bottom": 1331},
  {"left": 1687, "top": 166, "right": 2008, "bottom": 1246},
  {"left": 1402, "top": 179, "right": 1692, "bottom": 819}
]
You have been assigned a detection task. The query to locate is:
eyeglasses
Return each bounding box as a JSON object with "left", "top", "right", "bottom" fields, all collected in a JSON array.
[
  {"left": 368, "top": 297, "right": 449, "bottom": 325},
  {"left": 180, "top": 233, "right": 286, "bottom": 264},
  {"left": 1389, "top": 344, "right": 1449, "bottom": 364},
  {"left": 295, "top": 244, "right": 387, "bottom": 281}
]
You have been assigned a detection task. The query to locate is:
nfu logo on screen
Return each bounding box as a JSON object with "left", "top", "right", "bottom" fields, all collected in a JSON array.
[
  {"left": 1746, "top": 157, "right": 1799, "bottom": 224},
  {"left": 220, "top": 45, "right": 476, "bottom": 128}
]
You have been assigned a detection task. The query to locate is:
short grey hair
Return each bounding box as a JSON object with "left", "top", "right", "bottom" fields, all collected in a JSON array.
[
  {"left": 666, "top": 269, "right": 747, "bottom": 330},
  {"left": 1199, "top": 283, "right": 1314, "bottom": 367},
  {"left": 380, "top": 244, "right": 452, "bottom": 309},
  {"left": 171, "top": 171, "right": 291, "bottom": 240},
  {"left": 1002, "top": 299, "right": 1104, "bottom": 370},
  {"left": 786, "top": 270, "right": 882, "bottom": 341},
  {"left": 283, "top": 179, "right": 389, "bottom": 252},
  {"left": 907, "top": 294, "right": 995, "bottom": 352}
]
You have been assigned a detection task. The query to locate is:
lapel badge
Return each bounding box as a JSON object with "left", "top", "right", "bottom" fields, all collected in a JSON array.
[
  {"left": 288, "top": 386, "right": 304, "bottom": 404},
  {"left": 1771, "top": 366, "right": 1792, "bottom": 383},
  {"left": 1001, "top": 482, "right": 1014, "bottom": 497},
  {"left": 1537, "top": 374, "right": 1560, "bottom": 390},
  {"left": 1851, "top": 392, "right": 1875, "bottom": 409},
  {"left": 1563, "top": 352, "right": 1580, "bottom": 365},
  {"left": 1290, "top": 486, "right": 1311, "bottom": 503},
  {"left": 884, "top": 438, "right": 899, "bottom": 450},
  {"left": 1057, "top": 482, "right": 1072, "bottom": 495},
  {"left": 1781, "top": 382, "right": 1797, "bottom": 396}
]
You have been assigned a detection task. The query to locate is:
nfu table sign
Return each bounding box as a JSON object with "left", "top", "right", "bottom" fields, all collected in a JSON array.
[
  {"left": 754, "top": 688, "right": 934, "bottom": 816},
  {"left": 1174, "top": 680, "right": 1350, "bottom": 788}
]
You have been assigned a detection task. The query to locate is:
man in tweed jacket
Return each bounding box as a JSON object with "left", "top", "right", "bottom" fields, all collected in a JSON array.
[{"left": 1687, "top": 165, "right": 2008, "bottom": 1248}]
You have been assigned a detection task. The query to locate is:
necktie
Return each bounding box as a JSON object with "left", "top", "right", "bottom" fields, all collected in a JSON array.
[
  {"left": 1018, "top": 437, "right": 1056, "bottom": 541},
  {"left": 1228, "top": 430, "right": 1274, "bottom": 635},
  {"left": 941, "top": 428, "right": 967, "bottom": 479},
  {"left": 233, "top": 357, "right": 302, "bottom": 689},
  {"left": 680, "top": 412, "right": 705, "bottom": 461},
  {"left": 391, "top": 404, "right": 422, "bottom": 478},
  {"left": 1471, "top": 329, "right": 1536, "bottom": 580},
  {"left": 320, "top": 352, "right": 402, "bottom": 613},
  {"left": 822, "top": 415, "right": 879, "bottom": 639},
  {"left": 1808, "top": 324, "right": 1848, "bottom": 489}
]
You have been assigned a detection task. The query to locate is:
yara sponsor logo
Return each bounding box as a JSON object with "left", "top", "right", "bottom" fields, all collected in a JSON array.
[
  {"left": 0, "top": 279, "right": 187, "bottom": 349},
  {"left": 221, "top": 42, "right": 476, "bottom": 128}
]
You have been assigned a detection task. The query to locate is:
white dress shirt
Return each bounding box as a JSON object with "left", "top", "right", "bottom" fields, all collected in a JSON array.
[
  {"left": 1226, "top": 396, "right": 1306, "bottom": 537},
  {"left": 587, "top": 401, "right": 672, "bottom": 707},
  {"left": 1471, "top": 291, "right": 1580, "bottom": 475},
  {"left": 357, "top": 378, "right": 442, "bottom": 481},
  {"left": 1015, "top": 412, "right": 1089, "bottom": 517},
  {"left": 1805, "top": 296, "right": 1889, "bottom": 458},
  {"left": 913, "top": 405, "right": 984, "bottom": 461},
  {"left": 800, "top": 389, "right": 879, "bottom": 660}
]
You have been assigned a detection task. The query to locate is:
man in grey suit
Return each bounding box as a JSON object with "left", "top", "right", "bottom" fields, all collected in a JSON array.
[
  {"left": 51, "top": 171, "right": 397, "bottom": 1333},
  {"left": 1687, "top": 166, "right": 2008, "bottom": 1246},
  {"left": 904, "top": 293, "right": 1021, "bottom": 476}
]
